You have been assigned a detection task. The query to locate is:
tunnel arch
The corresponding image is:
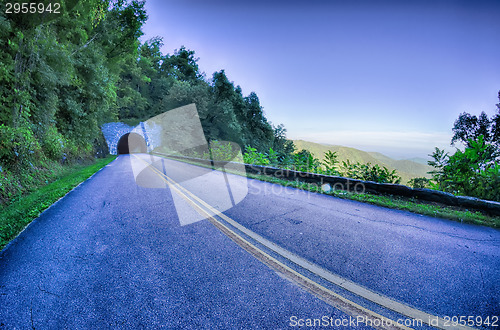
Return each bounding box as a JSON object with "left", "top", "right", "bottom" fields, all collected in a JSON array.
[{"left": 117, "top": 132, "right": 147, "bottom": 154}]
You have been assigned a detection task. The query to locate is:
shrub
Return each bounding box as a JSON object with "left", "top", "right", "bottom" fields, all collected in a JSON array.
[
  {"left": 0, "top": 123, "right": 42, "bottom": 169},
  {"left": 266, "top": 147, "right": 279, "bottom": 166},
  {"left": 430, "top": 135, "right": 500, "bottom": 201},
  {"left": 408, "top": 177, "right": 431, "bottom": 189},
  {"left": 322, "top": 150, "right": 339, "bottom": 175},
  {"left": 243, "top": 146, "right": 269, "bottom": 165},
  {"left": 293, "top": 149, "right": 320, "bottom": 172},
  {"left": 42, "top": 125, "right": 64, "bottom": 161},
  {"left": 208, "top": 140, "right": 236, "bottom": 162},
  {"left": 340, "top": 160, "right": 401, "bottom": 184}
]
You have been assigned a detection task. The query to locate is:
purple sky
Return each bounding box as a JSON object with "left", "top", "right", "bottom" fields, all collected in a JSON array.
[{"left": 140, "top": 0, "right": 500, "bottom": 159}]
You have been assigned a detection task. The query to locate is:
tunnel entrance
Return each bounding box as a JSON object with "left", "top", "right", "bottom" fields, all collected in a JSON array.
[{"left": 117, "top": 132, "right": 147, "bottom": 154}]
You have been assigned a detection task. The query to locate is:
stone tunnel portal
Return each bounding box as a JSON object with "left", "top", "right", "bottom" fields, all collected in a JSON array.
[{"left": 117, "top": 132, "right": 147, "bottom": 154}]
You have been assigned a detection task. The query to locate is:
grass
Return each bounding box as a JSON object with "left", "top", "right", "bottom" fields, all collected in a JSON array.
[
  {"left": 246, "top": 173, "right": 500, "bottom": 228},
  {"left": 157, "top": 154, "right": 500, "bottom": 228},
  {"left": 0, "top": 156, "right": 116, "bottom": 250}
]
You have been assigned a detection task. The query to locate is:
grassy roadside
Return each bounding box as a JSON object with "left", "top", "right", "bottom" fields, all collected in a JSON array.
[
  {"left": 0, "top": 156, "right": 116, "bottom": 250},
  {"left": 250, "top": 174, "right": 500, "bottom": 228},
  {"left": 158, "top": 155, "right": 500, "bottom": 228}
]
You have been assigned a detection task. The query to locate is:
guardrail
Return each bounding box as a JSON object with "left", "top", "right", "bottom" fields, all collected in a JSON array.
[{"left": 153, "top": 152, "right": 500, "bottom": 216}]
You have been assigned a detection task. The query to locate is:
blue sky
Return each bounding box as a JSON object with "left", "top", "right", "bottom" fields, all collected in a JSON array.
[{"left": 141, "top": 0, "right": 500, "bottom": 159}]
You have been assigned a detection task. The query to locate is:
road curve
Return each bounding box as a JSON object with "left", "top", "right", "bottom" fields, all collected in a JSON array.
[
  {"left": 1, "top": 154, "right": 499, "bottom": 329},
  {"left": 0, "top": 155, "right": 359, "bottom": 329}
]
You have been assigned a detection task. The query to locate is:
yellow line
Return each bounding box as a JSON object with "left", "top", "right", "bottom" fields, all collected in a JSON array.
[
  {"left": 132, "top": 154, "right": 475, "bottom": 330},
  {"left": 132, "top": 155, "right": 407, "bottom": 330}
]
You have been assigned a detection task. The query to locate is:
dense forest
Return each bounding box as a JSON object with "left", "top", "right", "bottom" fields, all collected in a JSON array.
[
  {"left": 1, "top": 0, "right": 499, "bottom": 206},
  {"left": 0, "top": 0, "right": 293, "bottom": 204}
]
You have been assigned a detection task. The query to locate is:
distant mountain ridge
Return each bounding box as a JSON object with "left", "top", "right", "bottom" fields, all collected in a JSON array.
[{"left": 293, "top": 140, "right": 433, "bottom": 184}]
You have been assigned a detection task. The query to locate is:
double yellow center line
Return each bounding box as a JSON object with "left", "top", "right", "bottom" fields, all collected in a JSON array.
[{"left": 132, "top": 154, "right": 474, "bottom": 330}]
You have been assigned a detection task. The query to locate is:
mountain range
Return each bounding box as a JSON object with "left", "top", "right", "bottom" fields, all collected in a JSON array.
[{"left": 293, "top": 140, "right": 434, "bottom": 184}]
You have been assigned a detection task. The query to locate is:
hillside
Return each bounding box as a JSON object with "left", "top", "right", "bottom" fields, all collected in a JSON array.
[
  {"left": 293, "top": 140, "right": 433, "bottom": 184},
  {"left": 405, "top": 157, "right": 429, "bottom": 165}
]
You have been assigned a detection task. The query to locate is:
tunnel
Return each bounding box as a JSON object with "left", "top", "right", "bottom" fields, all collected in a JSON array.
[{"left": 117, "top": 132, "right": 147, "bottom": 154}]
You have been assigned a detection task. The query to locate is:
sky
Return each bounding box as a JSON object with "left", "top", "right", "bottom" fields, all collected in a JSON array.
[{"left": 140, "top": 0, "right": 500, "bottom": 159}]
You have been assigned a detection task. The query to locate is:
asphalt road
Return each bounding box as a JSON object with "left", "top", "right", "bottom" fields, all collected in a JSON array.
[
  {"left": 0, "top": 155, "right": 359, "bottom": 329},
  {"left": 1, "top": 155, "right": 499, "bottom": 329}
]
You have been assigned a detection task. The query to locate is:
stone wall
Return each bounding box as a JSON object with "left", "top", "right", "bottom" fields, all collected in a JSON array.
[
  {"left": 157, "top": 153, "right": 500, "bottom": 216},
  {"left": 101, "top": 122, "right": 135, "bottom": 155},
  {"left": 101, "top": 122, "right": 162, "bottom": 155}
]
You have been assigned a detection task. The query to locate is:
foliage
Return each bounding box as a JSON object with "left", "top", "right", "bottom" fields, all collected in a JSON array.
[
  {"left": 427, "top": 93, "right": 500, "bottom": 201},
  {"left": 204, "top": 140, "right": 243, "bottom": 163},
  {"left": 0, "top": 156, "right": 115, "bottom": 250},
  {"left": 240, "top": 146, "right": 403, "bottom": 184},
  {"left": 322, "top": 150, "right": 339, "bottom": 175},
  {"left": 492, "top": 91, "right": 500, "bottom": 146},
  {"left": 243, "top": 146, "right": 270, "bottom": 165},
  {"left": 0, "top": 0, "right": 148, "bottom": 203},
  {"left": 266, "top": 148, "right": 279, "bottom": 166},
  {"left": 163, "top": 154, "right": 500, "bottom": 228},
  {"left": 451, "top": 92, "right": 500, "bottom": 148},
  {"left": 240, "top": 147, "right": 402, "bottom": 184},
  {"left": 427, "top": 147, "right": 449, "bottom": 185},
  {"left": 42, "top": 125, "right": 65, "bottom": 161},
  {"left": 236, "top": 165, "right": 500, "bottom": 229},
  {"left": 340, "top": 160, "right": 402, "bottom": 184},
  {"left": 408, "top": 177, "right": 431, "bottom": 189},
  {"left": 272, "top": 124, "right": 295, "bottom": 159},
  {"left": 429, "top": 135, "right": 500, "bottom": 201},
  {"left": 0, "top": 0, "right": 297, "bottom": 205},
  {"left": 293, "top": 149, "right": 320, "bottom": 172}
]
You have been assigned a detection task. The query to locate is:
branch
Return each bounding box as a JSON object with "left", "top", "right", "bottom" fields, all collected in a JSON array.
[{"left": 71, "top": 34, "right": 98, "bottom": 55}]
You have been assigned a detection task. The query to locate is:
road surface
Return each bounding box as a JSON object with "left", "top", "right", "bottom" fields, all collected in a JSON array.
[{"left": 1, "top": 155, "right": 499, "bottom": 329}]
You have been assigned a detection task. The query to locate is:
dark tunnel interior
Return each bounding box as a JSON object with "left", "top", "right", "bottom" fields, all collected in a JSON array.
[{"left": 117, "top": 133, "right": 147, "bottom": 154}]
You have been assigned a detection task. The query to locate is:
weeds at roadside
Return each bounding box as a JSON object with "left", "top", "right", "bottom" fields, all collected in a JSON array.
[{"left": 0, "top": 156, "right": 116, "bottom": 250}]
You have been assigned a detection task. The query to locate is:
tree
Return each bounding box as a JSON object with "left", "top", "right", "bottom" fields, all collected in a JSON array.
[
  {"left": 430, "top": 136, "right": 500, "bottom": 201},
  {"left": 243, "top": 92, "right": 274, "bottom": 151},
  {"left": 0, "top": 0, "right": 298, "bottom": 206},
  {"left": 427, "top": 147, "right": 449, "bottom": 187},
  {"left": 162, "top": 46, "right": 201, "bottom": 83},
  {"left": 272, "top": 124, "right": 295, "bottom": 158},
  {"left": 0, "top": 12, "right": 14, "bottom": 126},
  {"left": 0, "top": 0, "right": 129, "bottom": 203},
  {"left": 293, "top": 149, "right": 320, "bottom": 172},
  {"left": 429, "top": 92, "right": 500, "bottom": 201},
  {"left": 451, "top": 91, "right": 500, "bottom": 148},
  {"left": 491, "top": 91, "right": 500, "bottom": 147},
  {"left": 98, "top": 0, "right": 148, "bottom": 67}
]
